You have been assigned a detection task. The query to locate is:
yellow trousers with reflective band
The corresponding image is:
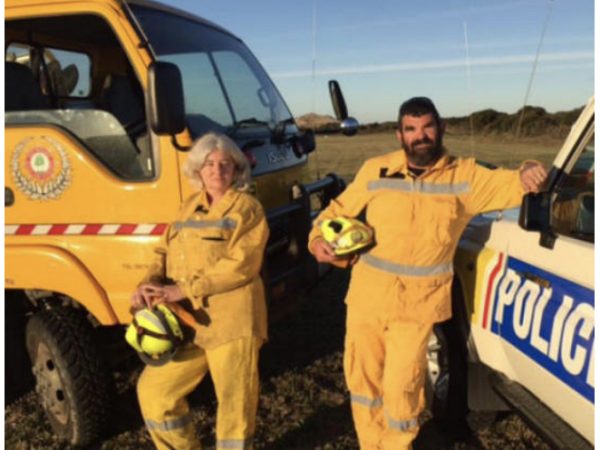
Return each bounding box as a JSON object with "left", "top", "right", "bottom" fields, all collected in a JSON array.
[
  {"left": 137, "top": 337, "right": 262, "bottom": 450},
  {"left": 344, "top": 308, "right": 433, "bottom": 450}
]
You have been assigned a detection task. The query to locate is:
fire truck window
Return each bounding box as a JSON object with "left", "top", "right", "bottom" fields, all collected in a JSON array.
[
  {"left": 6, "top": 44, "right": 91, "bottom": 98},
  {"left": 5, "top": 15, "right": 153, "bottom": 181}
]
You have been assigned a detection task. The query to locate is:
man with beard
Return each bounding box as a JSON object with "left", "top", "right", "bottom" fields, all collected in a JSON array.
[{"left": 308, "top": 96, "right": 546, "bottom": 450}]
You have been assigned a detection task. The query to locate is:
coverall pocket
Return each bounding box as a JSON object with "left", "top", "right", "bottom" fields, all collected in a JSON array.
[
  {"left": 398, "top": 276, "right": 452, "bottom": 322},
  {"left": 181, "top": 229, "right": 230, "bottom": 268},
  {"left": 195, "top": 229, "right": 231, "bottom": 242},
  {"left": 426, "top": 196, "right": 458, "bottom": 244}
]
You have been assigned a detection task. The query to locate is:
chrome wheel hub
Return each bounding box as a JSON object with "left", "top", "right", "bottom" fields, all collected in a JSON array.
[{"left": 31, "top": 343, "right": 69, "bottom": 425}]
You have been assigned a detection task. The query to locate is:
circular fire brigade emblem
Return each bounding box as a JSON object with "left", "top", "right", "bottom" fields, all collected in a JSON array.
[{"left": 11, "top": 136, "right": 72, "bottom": 200}]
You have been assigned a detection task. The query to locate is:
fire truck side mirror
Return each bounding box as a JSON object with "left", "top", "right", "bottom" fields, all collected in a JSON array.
[
  {"left": 299, "top": 129, "right": 316, "bottom": 154},
  {"left": 329, "top": 80, "right": 348, "bottom": 121},
  {"left": 147, "top": 62, "right": 186, "bottom": 136},
  {"left": 328, "top": 80, "right": 359, "bottom": 137}
]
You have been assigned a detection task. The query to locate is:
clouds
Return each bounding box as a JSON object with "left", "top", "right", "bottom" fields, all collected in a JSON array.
[{"left": 271, "top": 50, "right": 593, "bottom": 79}]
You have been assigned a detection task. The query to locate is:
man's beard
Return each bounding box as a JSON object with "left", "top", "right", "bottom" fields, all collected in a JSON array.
[{"left": 401, "top": 135, "right": 444, "bottom": 167}]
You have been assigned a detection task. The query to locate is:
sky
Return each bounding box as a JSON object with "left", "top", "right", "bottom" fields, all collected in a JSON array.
[{"left": 167, "top": 0, "right": 594, "bottom": 124}]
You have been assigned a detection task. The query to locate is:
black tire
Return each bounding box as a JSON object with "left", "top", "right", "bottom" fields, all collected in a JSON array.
[
  {"left": 427, "top": 283, "right": 471, "bottom": 441},
  {"left": 5, "top": 292, "right": 35, "bottom": 405},
  {"left": 25, "top": 307, "right": 113, "bottom": 447}
]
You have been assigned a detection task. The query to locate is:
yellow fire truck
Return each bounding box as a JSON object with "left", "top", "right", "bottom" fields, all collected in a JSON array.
[{"left": 5, "top": 0, "right": 354, "bottom": 445}]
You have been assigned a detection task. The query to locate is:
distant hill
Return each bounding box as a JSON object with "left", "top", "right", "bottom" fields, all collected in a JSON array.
[
  {"left": 445, "top": 105, "right": 583, "bottom": 139},
  {"left": 295, "top": 113, "right": 338, "bottom": 130},
  {"left": 297, "top": 105, "right": 584, "bottom": 139}
]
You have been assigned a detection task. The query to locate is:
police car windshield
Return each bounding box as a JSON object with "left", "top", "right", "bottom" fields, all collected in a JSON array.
[{"left": 130, "top": 5, "right": 294, "bottom": 139}]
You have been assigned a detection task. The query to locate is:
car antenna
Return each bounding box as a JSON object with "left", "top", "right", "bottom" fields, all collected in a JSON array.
[
  {"left": 463, "top": 20, "right": 475, "bottom": 158},
  {"left": 515, "top": 0, "right": 555, "bottom": 139},
  {"left": 311, "top": 0, "right": 321, "bottom": 180}
]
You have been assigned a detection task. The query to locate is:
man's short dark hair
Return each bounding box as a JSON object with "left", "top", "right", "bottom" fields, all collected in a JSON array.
[{"left": 398, "top": 97, "right": 441, "bottom": 128}]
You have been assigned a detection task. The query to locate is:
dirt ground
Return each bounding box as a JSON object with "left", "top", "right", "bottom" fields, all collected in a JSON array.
[{"left": 5, "top": 268, "right": 551, "bottom": 450}]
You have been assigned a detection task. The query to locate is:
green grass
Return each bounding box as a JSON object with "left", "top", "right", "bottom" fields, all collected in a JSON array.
[{"left": 306, "top": 131, "right": 562, "bottom": 182}]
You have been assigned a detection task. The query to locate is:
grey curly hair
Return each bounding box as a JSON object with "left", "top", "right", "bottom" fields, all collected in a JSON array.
[{"left": 182, "top": 132, "right": 251, "bottom": 191}]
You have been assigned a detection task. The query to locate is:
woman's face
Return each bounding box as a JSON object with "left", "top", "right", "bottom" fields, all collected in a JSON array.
[{"left": 199, "top": 149, "right": 236, "bottom": 195}]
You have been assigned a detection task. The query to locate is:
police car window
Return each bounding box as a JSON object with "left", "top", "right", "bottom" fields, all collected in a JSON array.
[{"left": 551, "top": 132, "right": 594, "bottom": 242}]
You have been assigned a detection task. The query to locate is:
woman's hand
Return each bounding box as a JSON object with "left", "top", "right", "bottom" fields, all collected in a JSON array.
[
  {"left": 131, "top": 283, "right": 163, "bottom": 309},
  {"left": 160, "top": 285, "right": 186, "bottom": 303},
  {"left": 131, "top": 283, "right": 186, "bottom": 309}
]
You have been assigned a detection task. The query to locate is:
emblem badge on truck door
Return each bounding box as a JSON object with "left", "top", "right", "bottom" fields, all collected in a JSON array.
[{"left": 11, "top": 136, "right": 72, "bottom": 200}]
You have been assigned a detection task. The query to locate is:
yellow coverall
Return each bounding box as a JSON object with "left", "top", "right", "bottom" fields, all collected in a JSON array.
[
  {"left": 309, "top": 150, "right": 525, "bottom": 450},
  {"left": 137, "top": 188, "right": 269, "bottom": 450}
]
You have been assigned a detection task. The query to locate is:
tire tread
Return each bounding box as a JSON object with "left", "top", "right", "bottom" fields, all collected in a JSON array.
[{"left": 26, "top": 307, "right": 113, "bottom": 447}]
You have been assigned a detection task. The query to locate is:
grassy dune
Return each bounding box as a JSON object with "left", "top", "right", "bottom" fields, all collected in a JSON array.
[{"left": 308, "top": 131, "right": 563, "bottom": 182}]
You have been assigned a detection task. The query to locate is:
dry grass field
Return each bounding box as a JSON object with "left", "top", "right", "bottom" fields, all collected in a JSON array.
[
  {"left": 5, "top": 268, "right": 552, "bottom": 450},
  {"left": 306, "top": 131, "right": 562, "bottom": 182}
]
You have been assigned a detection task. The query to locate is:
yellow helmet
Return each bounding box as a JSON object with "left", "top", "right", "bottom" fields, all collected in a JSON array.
[
  {"left": 320, "top": 217, "right": 374, "bottom": 256},
  {"left": 125, "top": 304, "right": 185, "bottom": 366}
]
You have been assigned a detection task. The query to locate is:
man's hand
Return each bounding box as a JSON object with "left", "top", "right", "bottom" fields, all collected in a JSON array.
[
  {"left": 310, "top": 237, "right": 338, "bottom": 263},
  {"left": 310, "top": 237, "right": 360, "bottom": 267},
  {"left": 520, "top": 161, "right": 547, "bottom": 193}
]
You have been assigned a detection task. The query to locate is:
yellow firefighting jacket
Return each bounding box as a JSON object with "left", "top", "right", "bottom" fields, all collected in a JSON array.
[
  {"left": 143, "top": 188, "right": 269, "bottom": 349},
  {"left": 309, "top": 150, "right": 525, "bottom": 323}
]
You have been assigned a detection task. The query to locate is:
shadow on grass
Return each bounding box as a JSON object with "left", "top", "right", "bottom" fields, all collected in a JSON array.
[
  {"left": 260, "top": 268, "right": 350, "bottom": 378},
  {"left": 263, "top": 402, "right": 357, "bottom": 450}
]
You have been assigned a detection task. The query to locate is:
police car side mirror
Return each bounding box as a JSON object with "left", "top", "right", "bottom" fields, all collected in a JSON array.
[
  {"left": 147, "top": 62, "right": 186, "bottom": 136},
  {"left": 519, "top": 192, "right": 551, "bottom": 231},
  {"left": 519, "top": 192, "right": 556, "bottom": 249}
]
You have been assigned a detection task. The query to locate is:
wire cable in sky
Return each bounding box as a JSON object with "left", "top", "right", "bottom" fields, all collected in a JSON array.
[
  {"left": 463, "top": 20, "right": 475, "bottom": 157},
  {"left": 515, "top": 0, "right": 555, "bottom": 138}
]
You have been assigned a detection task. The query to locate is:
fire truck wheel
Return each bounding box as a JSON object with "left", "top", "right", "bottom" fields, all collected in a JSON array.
[{"left": 25, "top": 307, "right": 113, "bottom": 447}]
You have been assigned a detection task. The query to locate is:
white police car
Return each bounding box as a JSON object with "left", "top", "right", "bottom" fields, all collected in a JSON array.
[{"left": 428, "top": 97, "right": 594, "bottom": 449}]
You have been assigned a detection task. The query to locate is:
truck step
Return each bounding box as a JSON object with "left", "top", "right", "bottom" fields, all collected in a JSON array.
[{"left": 489, "top": 372, "right": 592, "bottom": 450}]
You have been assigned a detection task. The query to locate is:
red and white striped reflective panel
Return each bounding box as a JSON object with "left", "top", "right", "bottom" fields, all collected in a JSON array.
[{"left": 5, "top": 223, "right": 168, "bottom": 236}]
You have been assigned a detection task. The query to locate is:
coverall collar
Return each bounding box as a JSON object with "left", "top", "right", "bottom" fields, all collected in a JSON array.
[
  {"left": 185, "top": 188, "right": 241, "bottom": 219},
  {"left": 387, "top": 148, "right": 457, "bottom": 177}
]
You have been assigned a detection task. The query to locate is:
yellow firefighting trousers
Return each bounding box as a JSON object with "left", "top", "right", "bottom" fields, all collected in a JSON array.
[
  {"left": 344, "top": 307, "right": 433, "bottom": 450},
  {"left": 137, "top": 337, "right": 262, "bottom": 450}
]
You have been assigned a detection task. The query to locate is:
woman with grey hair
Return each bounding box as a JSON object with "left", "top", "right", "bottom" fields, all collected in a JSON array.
[
  {"left": 131, "top": 132, "right": 270, "bottom": 450},
  {"left": 182, "top": 132, "right": 251, "bottom": 193}
]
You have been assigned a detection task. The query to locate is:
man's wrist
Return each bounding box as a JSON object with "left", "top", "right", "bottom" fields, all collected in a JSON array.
[{"left": 308, "top": 236, "right": 325, "bottom": 253}]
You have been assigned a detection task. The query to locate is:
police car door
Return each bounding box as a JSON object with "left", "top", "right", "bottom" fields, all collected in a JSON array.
[{"left": 494, "top": 111, "right": 594, "bottom": 442}]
